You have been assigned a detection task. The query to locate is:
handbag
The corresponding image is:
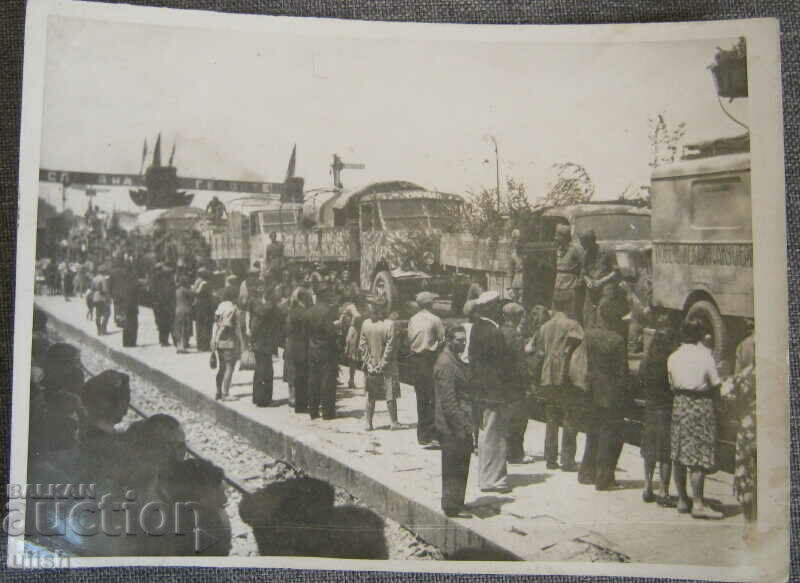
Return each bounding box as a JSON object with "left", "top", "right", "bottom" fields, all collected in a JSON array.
[
  {"left": 209, "top": 351, "right": 218, "bottom": 370},
  {"left": 239, "top": 349, "right": 256, "bottom": 371}
]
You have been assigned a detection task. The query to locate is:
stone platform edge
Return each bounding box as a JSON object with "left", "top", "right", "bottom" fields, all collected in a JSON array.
[{"left": 37, "top": 301, "right": 522, "bottom": 561}]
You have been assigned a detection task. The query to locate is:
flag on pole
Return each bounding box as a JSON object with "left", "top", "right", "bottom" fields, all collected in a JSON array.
[
  {"left": 153, "top": 133, "right": 162, "bottom": 167},
  {"left": 169, "top": 141, "right": 176, "bottom": 166},
  {"left": 285, "top": 144, "right": 296, "bottom": 181},
  {"left": 140, "top": 138, "right": 148, "bottom": 174}
]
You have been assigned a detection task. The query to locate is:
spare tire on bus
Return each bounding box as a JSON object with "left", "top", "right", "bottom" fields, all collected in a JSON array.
[
  {"left": 685, "top": 299, "right": 727, "bottom": 362},
  {"left": 371, "top": 270, "right": 398, "bottom": 313}
]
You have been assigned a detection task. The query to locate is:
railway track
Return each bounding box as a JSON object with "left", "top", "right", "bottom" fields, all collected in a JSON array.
[{"left": 72, "top": 341, "right": 444, "bottom": 560}]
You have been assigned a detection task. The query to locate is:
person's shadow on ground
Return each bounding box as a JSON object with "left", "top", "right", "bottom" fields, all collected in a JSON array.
[{"left": 506, "top": 473, "right": 552, "bottom": 489}]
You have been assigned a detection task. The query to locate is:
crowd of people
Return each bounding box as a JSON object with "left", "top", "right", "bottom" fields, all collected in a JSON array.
[
  {"left": 27, "top": 308, "right": 392, "bottom": 558},
  {"left": 33, "top": 223, "right": 759, "bottom": 548},
  {"left": 28, "top": 308, "right": 232, "bottom": 556},
  {"left": 431, "top": 254, "right": 757, "bottom": 533}
]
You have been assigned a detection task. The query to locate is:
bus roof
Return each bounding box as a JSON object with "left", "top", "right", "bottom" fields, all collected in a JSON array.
[{"left": 652, "top": 152, "right": 750, "bottom": 181}]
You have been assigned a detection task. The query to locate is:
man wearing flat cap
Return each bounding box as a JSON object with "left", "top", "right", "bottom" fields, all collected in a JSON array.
[
  {"left": 469, "top": 291, "right": 511, "bottom": 492},
  {"left": 554, "top": 223, "right": 583, "bottom": 321},
  {"left": 407, "top": 291, "right": 445, "bottom": 446}
]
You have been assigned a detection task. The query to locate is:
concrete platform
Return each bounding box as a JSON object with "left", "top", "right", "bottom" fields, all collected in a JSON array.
[{"left": 34, "top": 296, "right": 747, "bottom": 565}]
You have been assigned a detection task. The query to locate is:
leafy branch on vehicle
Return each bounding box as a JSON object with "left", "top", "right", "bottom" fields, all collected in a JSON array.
[
  {"left": 458, "top": 163, "right": 596, "bottom": 239},
  {"left": 648, "top": 112, "right": 686, "bottom": 168},
  {"left": 617, "top": 183, "right": 651, "bottom": 208}
]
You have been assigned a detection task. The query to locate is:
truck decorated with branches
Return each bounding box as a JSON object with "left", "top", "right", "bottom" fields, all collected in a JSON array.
[{"left": 277, "top": 181, "right": 464, "bottom": 313}]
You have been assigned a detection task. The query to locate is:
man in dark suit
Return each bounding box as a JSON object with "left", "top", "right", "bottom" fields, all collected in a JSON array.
[
  {"left": 286, "top": 288, "right": 312, "bottom": 413},
  {"left": 434, "top": 325, "right": 474, "bottom": 517},
  {"left": 499, "top": 302, "right": 532, "bottom": 464},
  {"left": 249, "top": 281, "right": 279, "bottom": 407},
  {"left": 116, "top": 261, "right": 141, "bottom": 348},
  {"left": 579, "top": 300, "right": 631, "bottom": 490},
  {"left": 306, "top": 283, "right": 340, "bottom": 420},
  {"left": 150, "top": 264, "right": 176, "bottom": 347},
  {"left": 469, "top": 291, "right": 511, "bottom": 493}
]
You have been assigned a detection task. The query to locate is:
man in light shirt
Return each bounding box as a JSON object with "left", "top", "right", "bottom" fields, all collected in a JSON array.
[
  {"left": 667, "top": 318, "right": 723, "bottom": 519},
  {"left": 407, "top": 292, "right": 445, "bottom": 446}
]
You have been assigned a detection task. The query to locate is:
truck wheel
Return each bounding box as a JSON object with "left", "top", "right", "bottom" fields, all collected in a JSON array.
[
  {"left": 685, "top": 299, "right": 727, "bottom": 361},
  {"left": 372, "top": 270, "right": 398, "bottom": 312}
]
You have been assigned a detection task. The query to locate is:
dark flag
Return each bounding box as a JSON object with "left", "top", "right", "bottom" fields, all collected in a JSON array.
[
  {"left": 153, "top": 133, "right": 162, "bottom": 167},
  {"left": 285, "top": 144, "right": 296, "bottom": 181},
  {"left": 140, "top": 138, "right": 148, "bottom": 174},
  {"left": 169, "top": 141, "right": 176, "bottom": 166}
]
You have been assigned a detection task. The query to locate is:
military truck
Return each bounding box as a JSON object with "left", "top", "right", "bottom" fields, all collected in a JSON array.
[
  {"left": 650, "top": 148, "right": 752, "bottom": 366},
  {"left": 201, "top": 180, "right": 464, "bottom": 314},
  {"left": 202, "top": 197, "right": 302, "bottom": 276},
  {"left": 438, "top": 202, "right": 652, "bottom": 311},
  {"left": 273, "top": 181, "right": 464, "bottom": 314}
]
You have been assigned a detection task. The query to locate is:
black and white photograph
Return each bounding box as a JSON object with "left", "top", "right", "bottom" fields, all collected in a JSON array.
[{"left": 9, "top": 1, "right": 789, "bottom": 579}]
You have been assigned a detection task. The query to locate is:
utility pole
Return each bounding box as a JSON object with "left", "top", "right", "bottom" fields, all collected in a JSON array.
[{"left": 488, "top": 135, "right": 500, "bottom": 210}]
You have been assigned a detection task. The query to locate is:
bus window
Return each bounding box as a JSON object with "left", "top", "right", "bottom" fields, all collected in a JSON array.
[
  {"left": 250, "top": 214, "right": 259, "bottom": 236},
  {"left": 690, "top": 177, "right": 749, "bottom": 229}
]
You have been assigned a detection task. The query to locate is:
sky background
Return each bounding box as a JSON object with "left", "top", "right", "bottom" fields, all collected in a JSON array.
[{"left": 39, "top": 16, "right": 748, "bottom": 214}]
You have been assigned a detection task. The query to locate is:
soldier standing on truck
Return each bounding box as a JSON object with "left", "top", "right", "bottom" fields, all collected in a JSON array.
[
  {"left": 265, "top": 232, "right": 285, "bottom": 277},
  {"left": 579, "top": 230, "right": 621, "bottom": 330},
  {"left": 553, "top": 224, "right": 584, "bottom": 321},
  {"left": 507, "top": 229, "right": 524, "bottom": 302},
  {"left": 206, "top": 196, "right": 227, "bottom": 222}
]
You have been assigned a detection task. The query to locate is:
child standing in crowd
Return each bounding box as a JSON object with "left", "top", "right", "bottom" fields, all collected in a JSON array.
[
  {"left": 212, "top": 287, "right": 246, "bottom": 401},
  {"left": 173, "top": 276, "right": 194, "bottom": 354},
  {"left": 359, "top": 296, "right": 401, "bottom": 431},
  {"left": 639, "top": 314, "right": 677, "bottom": 507}
]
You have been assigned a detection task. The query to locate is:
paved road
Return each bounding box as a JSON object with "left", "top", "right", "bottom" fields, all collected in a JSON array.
[{"left": 35, "top": 295, "right": 748, "bottom": 567}]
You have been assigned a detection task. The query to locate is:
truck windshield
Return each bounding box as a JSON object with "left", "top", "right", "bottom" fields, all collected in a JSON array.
[
  {"left": 574, "top": 213, "right": 651, "bottom": 241},
  {"left": 379, "top": 198, "right": 461, "bottom": 231},
  {"left": 258, "top": 208, "right": 300, "bottom": 233}
]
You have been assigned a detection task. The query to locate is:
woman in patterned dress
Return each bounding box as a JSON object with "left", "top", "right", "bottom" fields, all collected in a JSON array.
[
  {"left": 359, "top": 297, "right": 401, "bottom": 431},
  {"left": 667, "top": 318, "right": 723, "bottom": 519},
  {"left": 730, "top": 363, "right": 757, "bottom": 524}
]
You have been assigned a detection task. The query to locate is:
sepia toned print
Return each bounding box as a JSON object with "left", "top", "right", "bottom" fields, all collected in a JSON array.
[{"left": 10, "top": 1, "right": 788, "bottom": 580}]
